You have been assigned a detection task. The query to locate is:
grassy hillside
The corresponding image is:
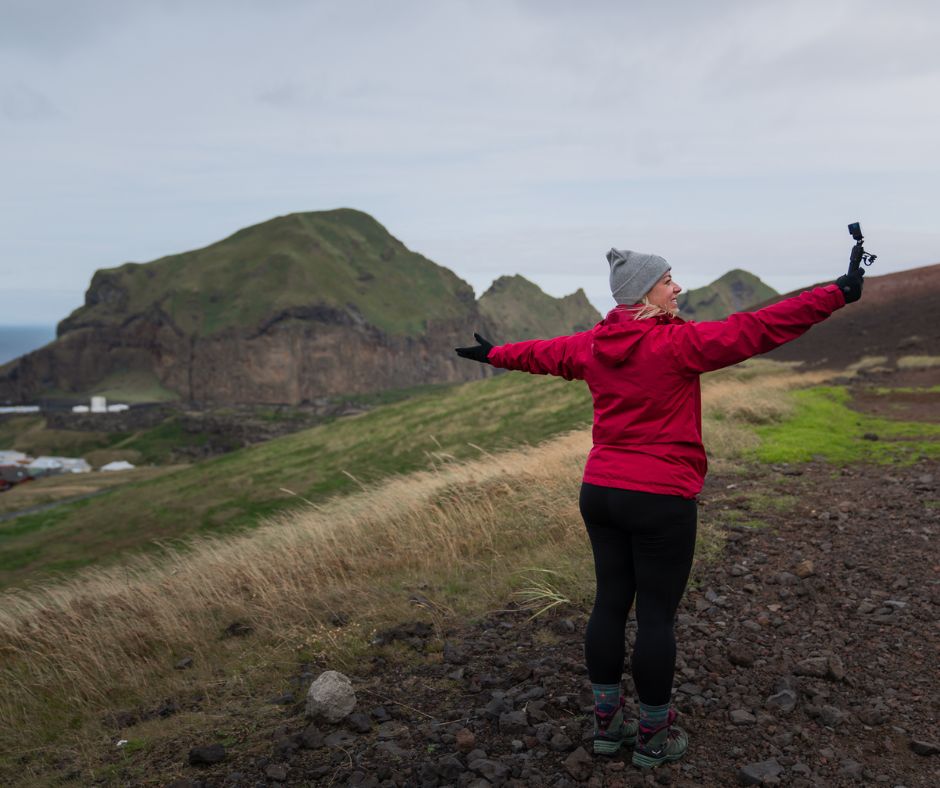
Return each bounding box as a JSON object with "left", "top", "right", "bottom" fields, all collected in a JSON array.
[
  {"left": 678, "top": 268, "right": 777, "bottom": 321},
  {"left": 60, "top": 209, "right": 477, "bottom": 339},
  {"left": 0, "top": 373, "right": 593, "bottom": 588},
  {"left": 478, "top": 275, "right": 601, "bottom": 342},
  {"left": 7, "top": 359, "right": 936, "bottom": 785}
]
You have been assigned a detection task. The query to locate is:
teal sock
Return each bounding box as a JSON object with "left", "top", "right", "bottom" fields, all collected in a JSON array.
[
  {"left": 591, "top": 683, "right": 621, "bottom": 711},
  {"left": 639, "top": 701, "right": 670, "bottom": 731}
]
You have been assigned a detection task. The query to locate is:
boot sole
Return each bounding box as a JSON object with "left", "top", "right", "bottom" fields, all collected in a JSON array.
[{"left": 632, "top": 749, "right": 686, "bottom": 769}]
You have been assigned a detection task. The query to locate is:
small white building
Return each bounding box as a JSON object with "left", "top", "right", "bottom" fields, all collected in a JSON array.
[
  {"left": 0, "top": 450, "right": 30, "bottom": 465},
  {"left": 72, "top": 397, "right": 129, "bottom": 414}
]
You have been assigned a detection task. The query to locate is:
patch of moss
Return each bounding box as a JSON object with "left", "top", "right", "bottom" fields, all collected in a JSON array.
[{"left": 754, "top": 386, "right": 940, "bottom": 465}]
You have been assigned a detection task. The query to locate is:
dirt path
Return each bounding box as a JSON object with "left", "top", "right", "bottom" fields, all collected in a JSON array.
[{"left": 98, "top": 459, "right": 939, "bottom": 787}]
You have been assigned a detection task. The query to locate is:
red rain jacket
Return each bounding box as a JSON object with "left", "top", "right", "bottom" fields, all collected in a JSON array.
[{"left": 488, "top": 285, "right": 846, "bottom": 498}]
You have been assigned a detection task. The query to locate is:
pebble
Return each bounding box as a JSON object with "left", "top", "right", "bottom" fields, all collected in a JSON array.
[
  {"left": 324, "top": 729, "right": 357, "bottom": 748},
  {"left": 443, "top": 641, "right": 469, "bottom": 664},
  {"left": 376, "top": 720, "right": 408, "bottom": 739},
  {"left": 794, "top": 559, "right": 815, "bottom": 579},
  {"left": 435, "top": 754, "right": 465, "bottom": 780},
  {"left": 738, "top": 758, "right": 783, "bottom": 785},
  {"left": 730, "top": 709, "right": 757, "bottom": 726},
  {"left": 765, "top": 689, "right": 797, "bottom": 715},
  {"left": 346, "top": 711, "right": 372, "bottom": 733},
  {"left": 563, "top": 746, "right": 594, "bottom": 781},
  {"left": 188, "top": 743, "right": 226, "bottom": 765},
  {"left": 469, "top": 758, "right": 510, "bottom": 782},
  {"left": 840, "top": 759, "right": 864, "bottom": 778},
  {"left": 499, "top": 710, "right": 529, "bottom": 734},
  {"left": 819, "top": 705, "right": 846, "bottom": 727},
  {"left": 728, "top": 644, "right": 755, "bottom": 667},
  {"left": 910, "top": 739, "right": 940, "bottom": 756},
  {"left": 264, "top": 763, "right": 288, "bottom": 782},
  {"left": 550, "top": 731, "right": 575, "bottom": 751},
  {"left": 794, "top": 657, "right": 829, "bottom": 678},
  {"left": 858, "top": 705, "right": 889, "bottom": 726}
]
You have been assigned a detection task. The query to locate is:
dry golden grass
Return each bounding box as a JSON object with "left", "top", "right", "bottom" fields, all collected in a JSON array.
[
  {"left": 0, "top": 360, "right": 821, "bottom": 774},
  {"left": 897, "top": 354, "right": 940, "bottom": 369},
  {"left": 701, "top": 361, "right": 833, "bottom": 425},
  {"left": 0, "top": 433, "right": 592, "bottom": 758}
]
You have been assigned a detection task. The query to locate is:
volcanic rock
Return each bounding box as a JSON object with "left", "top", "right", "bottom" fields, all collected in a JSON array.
[
  {"left": 563, "top": 746, "right": 594, "bottom": 781},
  {"left": 188, "top": 743, "right": 226, "bottom": 765},
  {"left": 738, "top": 758, "right": 784, "bottom": 785},
  {"left": 305, "top": 670, "right": 356, "bottom": 722}
]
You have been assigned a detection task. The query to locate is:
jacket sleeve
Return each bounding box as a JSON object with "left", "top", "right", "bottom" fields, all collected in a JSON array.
[
  {"left": 487, "top": 333, "right": 586, "bottom": 381},
  {"left": 669, "top": 285, "right": 846, "bottom": 375}
]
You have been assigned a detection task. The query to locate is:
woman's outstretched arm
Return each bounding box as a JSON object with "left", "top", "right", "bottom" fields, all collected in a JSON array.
[
  {"left": 668, "top": 284, "right": 848, "bottom": 375},
  {"left": 457, "top": 332, "right": 588, "bottom": 381}
]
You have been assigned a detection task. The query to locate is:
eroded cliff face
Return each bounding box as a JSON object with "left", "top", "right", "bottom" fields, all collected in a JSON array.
[
  {"left": 184, "top": 308, "right": 493, "bottom": 405},
  {"left": 0, "top": 209, "right": 604, "bottom": 406},
  {"left": 0, "top": 304, "right": 493, "bottom": 406}
]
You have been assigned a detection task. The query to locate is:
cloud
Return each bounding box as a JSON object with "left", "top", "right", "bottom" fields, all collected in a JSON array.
[
  {"left": 1, "top": 1, "right": 939, "bottom": 322},
  {"left": 0, "top": 82, "right": 62, "bottom": 122}
]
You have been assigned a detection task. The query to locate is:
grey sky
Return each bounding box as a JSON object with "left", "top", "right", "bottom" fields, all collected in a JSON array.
[{"left": 2, "top": 0, "right": 939, "bottom": 324}]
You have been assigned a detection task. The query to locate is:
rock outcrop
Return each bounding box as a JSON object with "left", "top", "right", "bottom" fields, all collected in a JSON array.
[
  {"left": 1, "top": 210, "right": 600, "bottom": 406},
  {"left": 677, "top": 268, "right": 778, "bottom": 321}
]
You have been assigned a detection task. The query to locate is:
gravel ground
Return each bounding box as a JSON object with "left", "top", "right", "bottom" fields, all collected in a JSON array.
[{"left": 155, "top": 456, "right": 938, "bottom": 788}]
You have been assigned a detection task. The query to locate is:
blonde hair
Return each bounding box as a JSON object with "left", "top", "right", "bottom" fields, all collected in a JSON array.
[{"left": 630, "top": 296, "right": 678, "bottom": 321}]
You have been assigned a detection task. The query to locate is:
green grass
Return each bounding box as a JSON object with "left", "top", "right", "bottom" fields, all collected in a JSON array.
[
  {"left": 754, "top": 386, "right": 940, "bottom": 464},
  {"left": 111, "top": 418, "right": 211, "bottom": 463},
  {"left": 0, "top": 414, "right": 213, "bottom": 466},
  {"left": 84, "top": 370, "right": 180, "bottom": 403},
  {"left": 0, "top": 372, "right": 592, "bottom": 588}
]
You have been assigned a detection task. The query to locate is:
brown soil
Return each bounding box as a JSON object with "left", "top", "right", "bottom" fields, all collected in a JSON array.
[
  {"left": 762, "top": 263, "right": 940, "bottom": 369},
  {"left": 849, "top": 388, "right": 940, "bottom": 423},
  {"left": 75, "top": 458, "right": 939, "bottom": 787}
]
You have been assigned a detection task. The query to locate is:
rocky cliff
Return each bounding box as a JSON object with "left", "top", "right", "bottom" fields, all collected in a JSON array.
[
  {"left": 478, "top": 275, "right": 600, "bottom": 343},
  {"left": 0, "top": 210, "right": 598, "bottom": 406}
]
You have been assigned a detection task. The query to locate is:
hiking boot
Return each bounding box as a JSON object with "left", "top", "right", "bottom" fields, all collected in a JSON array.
[
  {"left": 593, "top": 696, "right": 638, "bottom": 755},
  {"left": 631, "top": 708, "right": 688, "bottom": 768}
]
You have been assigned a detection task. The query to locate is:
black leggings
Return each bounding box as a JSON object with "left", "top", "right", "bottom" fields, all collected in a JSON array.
[{"left": 580, "top": 482, "right": 697, "bottom": 706}]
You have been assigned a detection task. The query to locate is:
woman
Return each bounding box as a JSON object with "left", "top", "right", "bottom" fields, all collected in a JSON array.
[{"left": 456, "top": 248, "right": 864, "bottom": 768}]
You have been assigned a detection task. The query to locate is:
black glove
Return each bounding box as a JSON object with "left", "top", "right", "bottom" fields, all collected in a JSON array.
[
  {"left": 455, "top": 333, "right": 495, "bottom": 364},
  {"left": 835, "top": 268, "right": 864, "bottom": 304}
]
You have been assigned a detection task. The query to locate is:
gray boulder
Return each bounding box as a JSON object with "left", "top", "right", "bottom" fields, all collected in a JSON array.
[{"left": 305, "top": 670, "right": 356, "bottom": 722}]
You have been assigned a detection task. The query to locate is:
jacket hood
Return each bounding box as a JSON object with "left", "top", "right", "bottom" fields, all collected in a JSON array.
[{"left": 591, "top": 305, "right": 676, "bottom": 366}]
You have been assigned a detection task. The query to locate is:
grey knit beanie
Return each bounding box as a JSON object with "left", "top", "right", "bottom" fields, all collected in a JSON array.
[{"left": 607, "top": 248, "right": 671, "bottom": 305}]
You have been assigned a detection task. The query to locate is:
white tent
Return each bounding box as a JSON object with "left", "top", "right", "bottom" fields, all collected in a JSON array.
[
  {"left": 100, "top": 460, "right": 136, "bottom": 472},
  {"left": 28, "top": 456, "right": 91, "bottom": 474},
  {"left": 27, "top": 457, "right": 64, "bottom": 475},
  {"left": 0, "top": 450, "right": 30, "bottom": 465}
]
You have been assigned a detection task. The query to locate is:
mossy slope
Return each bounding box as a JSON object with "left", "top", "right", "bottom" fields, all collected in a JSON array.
[
  {"left": 60, "top": 209, "right": 476, "bottom": 339},
  {"left": 679, "top": 269, "right": 778, "bottom": 321}
]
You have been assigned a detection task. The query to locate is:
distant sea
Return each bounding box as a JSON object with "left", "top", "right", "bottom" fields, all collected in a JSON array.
[{"left": 0, "top": 325, "right": 56, "bottom": 366}]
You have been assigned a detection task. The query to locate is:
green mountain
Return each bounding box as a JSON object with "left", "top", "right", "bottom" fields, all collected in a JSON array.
[
  {"left": 677, "top": 269, "right": 778, "bottom": 321},
  {"left": 0, "top": 210, "right": 609, "bottom": 406},
  {"left": 60, "top": 208, "right": 472, "bottom": 339},
  {"left": 479, "top": 275, "right": 601, "bottom": 342}
]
